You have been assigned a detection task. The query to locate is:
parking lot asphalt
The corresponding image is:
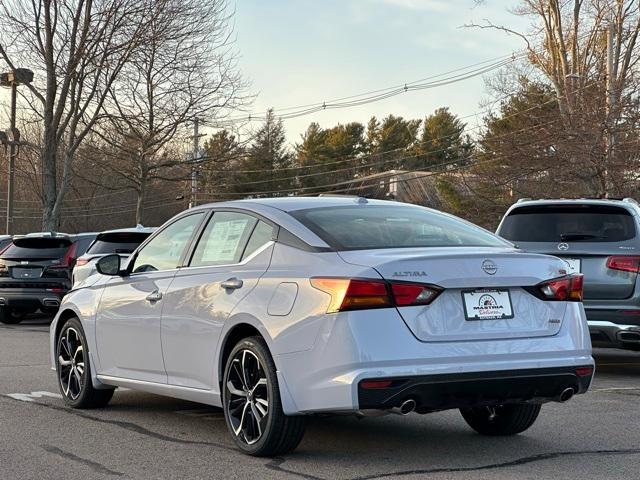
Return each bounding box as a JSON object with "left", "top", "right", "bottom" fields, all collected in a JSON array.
[{"left": 1, "top": 317, "right": 639, "bottom": 480}]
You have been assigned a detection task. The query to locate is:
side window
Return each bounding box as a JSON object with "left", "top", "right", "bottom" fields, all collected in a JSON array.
[
  {"left": 190, "top": 212, "right": 257, "bottom": 267},
  {"left": 132, "top": 213, "right": 204, "bottom": 273},
  {"left": 242, "top": 221, "right": 275, "bottom": 260}
]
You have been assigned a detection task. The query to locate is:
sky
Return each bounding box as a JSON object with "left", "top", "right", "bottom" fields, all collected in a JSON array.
[
  {"left": 231, "top": 0, "right": 531, "bottom": 143},
  {"left": 0, "top": 1, "right": 532, "bottom": 145}
]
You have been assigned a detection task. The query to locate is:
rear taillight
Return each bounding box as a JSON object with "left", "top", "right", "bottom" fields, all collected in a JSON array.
[
  {"left": 51, "top": 242, "right": 78, "bottom": 269},
  {"left": 75, "top": 257, "right": 90, "bottom": 267},
  {"left": 391, "top": 282, "right": 441, "bottom": 306},
  {"left": 310, "top": 278, "right": 442, "bottom": 313},
  {"left": 537, "top": 274, "right": 584, "bottom": 302},
  {"left": 606, "top": 256, "right": 640, "bottom": 273},
  {"left": 310, "top": 278, "right": 391, "bottom": 312}
]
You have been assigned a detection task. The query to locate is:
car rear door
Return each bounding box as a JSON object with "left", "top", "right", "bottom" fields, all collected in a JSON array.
[
  {"left": 94, "top": 212, "right": 206, "bottom": 383},
  {"left": 497, "top": 203, "right": 638, "bottom": 300},
  {"left": 160, "top": 211, "right": 276, "bottom": 390}
]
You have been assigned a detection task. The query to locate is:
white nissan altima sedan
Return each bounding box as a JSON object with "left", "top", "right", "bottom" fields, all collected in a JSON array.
[{"left": 50, "top": 197, "right": 594, "bottom": 456}]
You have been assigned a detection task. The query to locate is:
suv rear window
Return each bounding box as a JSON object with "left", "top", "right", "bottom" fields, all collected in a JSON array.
[
  {"left": 1, "top": 237, "right": 72, "bottom": 259},
  {"left": 292, "top": 205, "right": 508, "bottom": 250},
  {"left": 499, "top": 205, "right": 636, "bottom": 242},
  {"left": 87, "top": 232, "right": 151, "bottom": 255}
]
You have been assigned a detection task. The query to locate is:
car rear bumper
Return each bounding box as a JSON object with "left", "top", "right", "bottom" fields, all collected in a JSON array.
[
  {"left": 0, "top": 289, "right": 66, "bottom": 312},
  {"left": 274, "top": 304, "right": 593, "bottom": 415},
  {"left": 357, "top": 366, "right": 594, "bottom": 411},
  {"left": 588, "top": 320, "right": 640, "bottom": 348}
]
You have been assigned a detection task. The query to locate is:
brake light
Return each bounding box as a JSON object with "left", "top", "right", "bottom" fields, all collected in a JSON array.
[
  {"left": 391, "top": 283, "right": 441, "bottom": 306},
  {"left": 606, "top": 256, "right": 640, "bottom": 273},
  {"left": 51, "top": 242, "right": 78, "bottom": 269},
  {"left": 538, "top": 274, "right": 583, "bottom": 301},
  {"left": 310, "top": 278, "right": 442, "bottom": 313},
  {"left": 310, "top": 278, "right": 391, "bottom": 312},
  {"left": 75, "top": 257, "right": 90, "bottom": 267}
]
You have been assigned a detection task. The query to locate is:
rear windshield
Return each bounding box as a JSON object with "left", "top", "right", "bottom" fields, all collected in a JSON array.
[
  {"left": 86, "top": 232, "right": 151, "bottom": 255},
  {"left": 498, "top": 205, "right": 636, "bottom": 242},
  {"left": 292, "top": 205, "right": 508, "bottom": 250},
  {"left": 1, "top": 237, "right": 71, "bottom": 259}
]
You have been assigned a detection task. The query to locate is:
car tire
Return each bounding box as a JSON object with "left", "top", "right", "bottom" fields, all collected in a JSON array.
[
  {"left": 460, "top": 403, "right": 541, "bottom": 436},
  {"left": 55, "top": 317, "right": 115, "bottom": 409},
  {"left": 0, "top": 307, "right": 24, "bottom": 325},
  {"left": 222, "top": 336, "right": 306, "bottom": 456}
]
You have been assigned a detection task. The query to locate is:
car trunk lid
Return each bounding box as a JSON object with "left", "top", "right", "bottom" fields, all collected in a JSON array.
[{"left": 339, "top": 247, "right": 570, "bottom": 342}]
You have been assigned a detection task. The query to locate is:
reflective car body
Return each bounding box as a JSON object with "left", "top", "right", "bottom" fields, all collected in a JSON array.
[{"left": 50, "top": 198, "right": 593, "bottom": 417}]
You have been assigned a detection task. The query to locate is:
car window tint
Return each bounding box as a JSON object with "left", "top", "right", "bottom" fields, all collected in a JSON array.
[
  {"left": 87, "top": 232, "right": 151, "bottom": 254},
  {"left": 191, "top": 212, "right": 257, "bottom": 267},
  {"left": 132, "top": 213, "right": 204, "bottom": 273},
  {"left": 73, "top": 236, "right": 96, "bottom": 256},
  {"left": 1, "top": 238, "right": 71, "bottom": 259},
  {"left": 498, "top": 205, "right": 636, "bottom": 242},
  {"left": 242, "top": 221, "right": 275, "bottom": 260},
  {"left": 292, "top": 205, "right": 507, "bottom": 250}
]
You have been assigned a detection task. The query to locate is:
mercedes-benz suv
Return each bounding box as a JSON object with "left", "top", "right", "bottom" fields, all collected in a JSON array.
[{"left": 497, "top": 198, "right": 640, "bottom": 350}]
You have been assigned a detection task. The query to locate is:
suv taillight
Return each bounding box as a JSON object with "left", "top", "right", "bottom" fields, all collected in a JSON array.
[
  {"left": 606, "top": 256, "right": 640, "bottom": 273},
  {"left": 50, "top": 242, "right": 78, "bottom": 269},
  {"left": 310, "top": 278, "right": 442, "bottom": 313},
  {"left": 537, "top": 274, "right": 584, "bottom": 302},
  {"left": 75, "top": 257, "right": 90, "bottom": 267}
]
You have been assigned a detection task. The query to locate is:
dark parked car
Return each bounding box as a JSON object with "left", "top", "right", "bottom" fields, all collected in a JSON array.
[
  {"left": 0, "top": 232, "right": 96, "bottom": 324},
  {"left": 496, "top": 198, "right": 640, "bottom": 350}
]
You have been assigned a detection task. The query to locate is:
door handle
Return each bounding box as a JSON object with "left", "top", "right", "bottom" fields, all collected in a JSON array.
[
  {"left": 221, "top": 278, "right": 243, "bottom": 290},
  {"left": 146, "top": 291, "right": 163, "bottom": 302}
]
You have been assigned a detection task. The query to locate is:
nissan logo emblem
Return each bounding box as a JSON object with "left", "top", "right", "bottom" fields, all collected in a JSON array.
[
  {"left": 557, "top": 243, "right": 569, "bottom": 251},
  {"left": 481, "top": 259, "right": 497, "bottom": 275}
]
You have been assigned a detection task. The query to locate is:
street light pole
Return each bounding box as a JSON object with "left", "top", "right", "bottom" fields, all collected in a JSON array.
[
  {"left": 6, "top": 82, "right": 17, "bottom": 235},
  {"left": 1, "top": 67, "right": 33, "bottom": 235}
]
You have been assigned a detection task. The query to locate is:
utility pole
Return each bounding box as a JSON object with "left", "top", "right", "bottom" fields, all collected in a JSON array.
[
  {"left": 605, "top": 12, "right": 615, "bottom": 198},
  {"left": 0, "top": 68, "right": 33, "bottom": 235},
  {"left": 6, "top": 83, "right": 16, "bottom": 235},
  {"left": 189, "top": 118, "right": 200, "bottom": 209}
]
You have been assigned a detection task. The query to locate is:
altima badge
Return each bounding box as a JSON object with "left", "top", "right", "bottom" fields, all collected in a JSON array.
[{"left": 481, "top": 260, "right": 497, "bottom": 275}]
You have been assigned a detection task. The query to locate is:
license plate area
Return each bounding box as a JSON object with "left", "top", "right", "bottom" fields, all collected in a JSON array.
[
  {"left": 462, "top": 289, "right": 514, "bottom": 321},
  {"left": 11, "top": 267, "right": 43, "bottom": 279}
]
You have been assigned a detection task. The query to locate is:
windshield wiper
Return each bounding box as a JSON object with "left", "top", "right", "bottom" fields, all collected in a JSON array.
[{"left": 559, "top": 233, "right": 602, "bottom": 241}]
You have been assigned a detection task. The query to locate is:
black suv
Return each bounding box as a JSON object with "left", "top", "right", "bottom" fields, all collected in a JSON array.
[{"left": 0, "top": 232, "right": 96, "bottom": 324}]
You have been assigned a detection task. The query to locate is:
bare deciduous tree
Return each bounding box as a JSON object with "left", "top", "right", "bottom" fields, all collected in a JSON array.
[
  {"left": 93, "top": 0, "right": 246, "bottom": 224},
  {"left": 471, "top": 0, "right": 640, "bottom": 197},
  {"left": 0, "top": 0, "right": 148, "bottom": 230}
]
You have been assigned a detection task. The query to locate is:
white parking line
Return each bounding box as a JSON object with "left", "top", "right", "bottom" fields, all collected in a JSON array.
[
  {"left": 593, "top": 387, "right": 640, "bottom": 392},
  {"left": 5, "top": 391, "right": 62, "bottom": 402}
]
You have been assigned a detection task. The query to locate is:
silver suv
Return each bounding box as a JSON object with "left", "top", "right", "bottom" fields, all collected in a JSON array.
[{"left": 497, "top": 198, "right": 640, "bottom": 350}]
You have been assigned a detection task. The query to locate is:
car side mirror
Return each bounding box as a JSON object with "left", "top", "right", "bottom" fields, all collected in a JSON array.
[{"left": 96, "top": 254, "right": 122, "bottom": 276}]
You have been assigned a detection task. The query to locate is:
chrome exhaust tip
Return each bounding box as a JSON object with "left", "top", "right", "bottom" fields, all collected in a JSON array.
[
  {"left": 390, "top": 399, "right": 416, "bottom": 416},
  {"left": 558, "top": 387, "right": 575, "bottom": 403},
  {"left": 42, "top": 298, "right": 60, "bottom": 308}
]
